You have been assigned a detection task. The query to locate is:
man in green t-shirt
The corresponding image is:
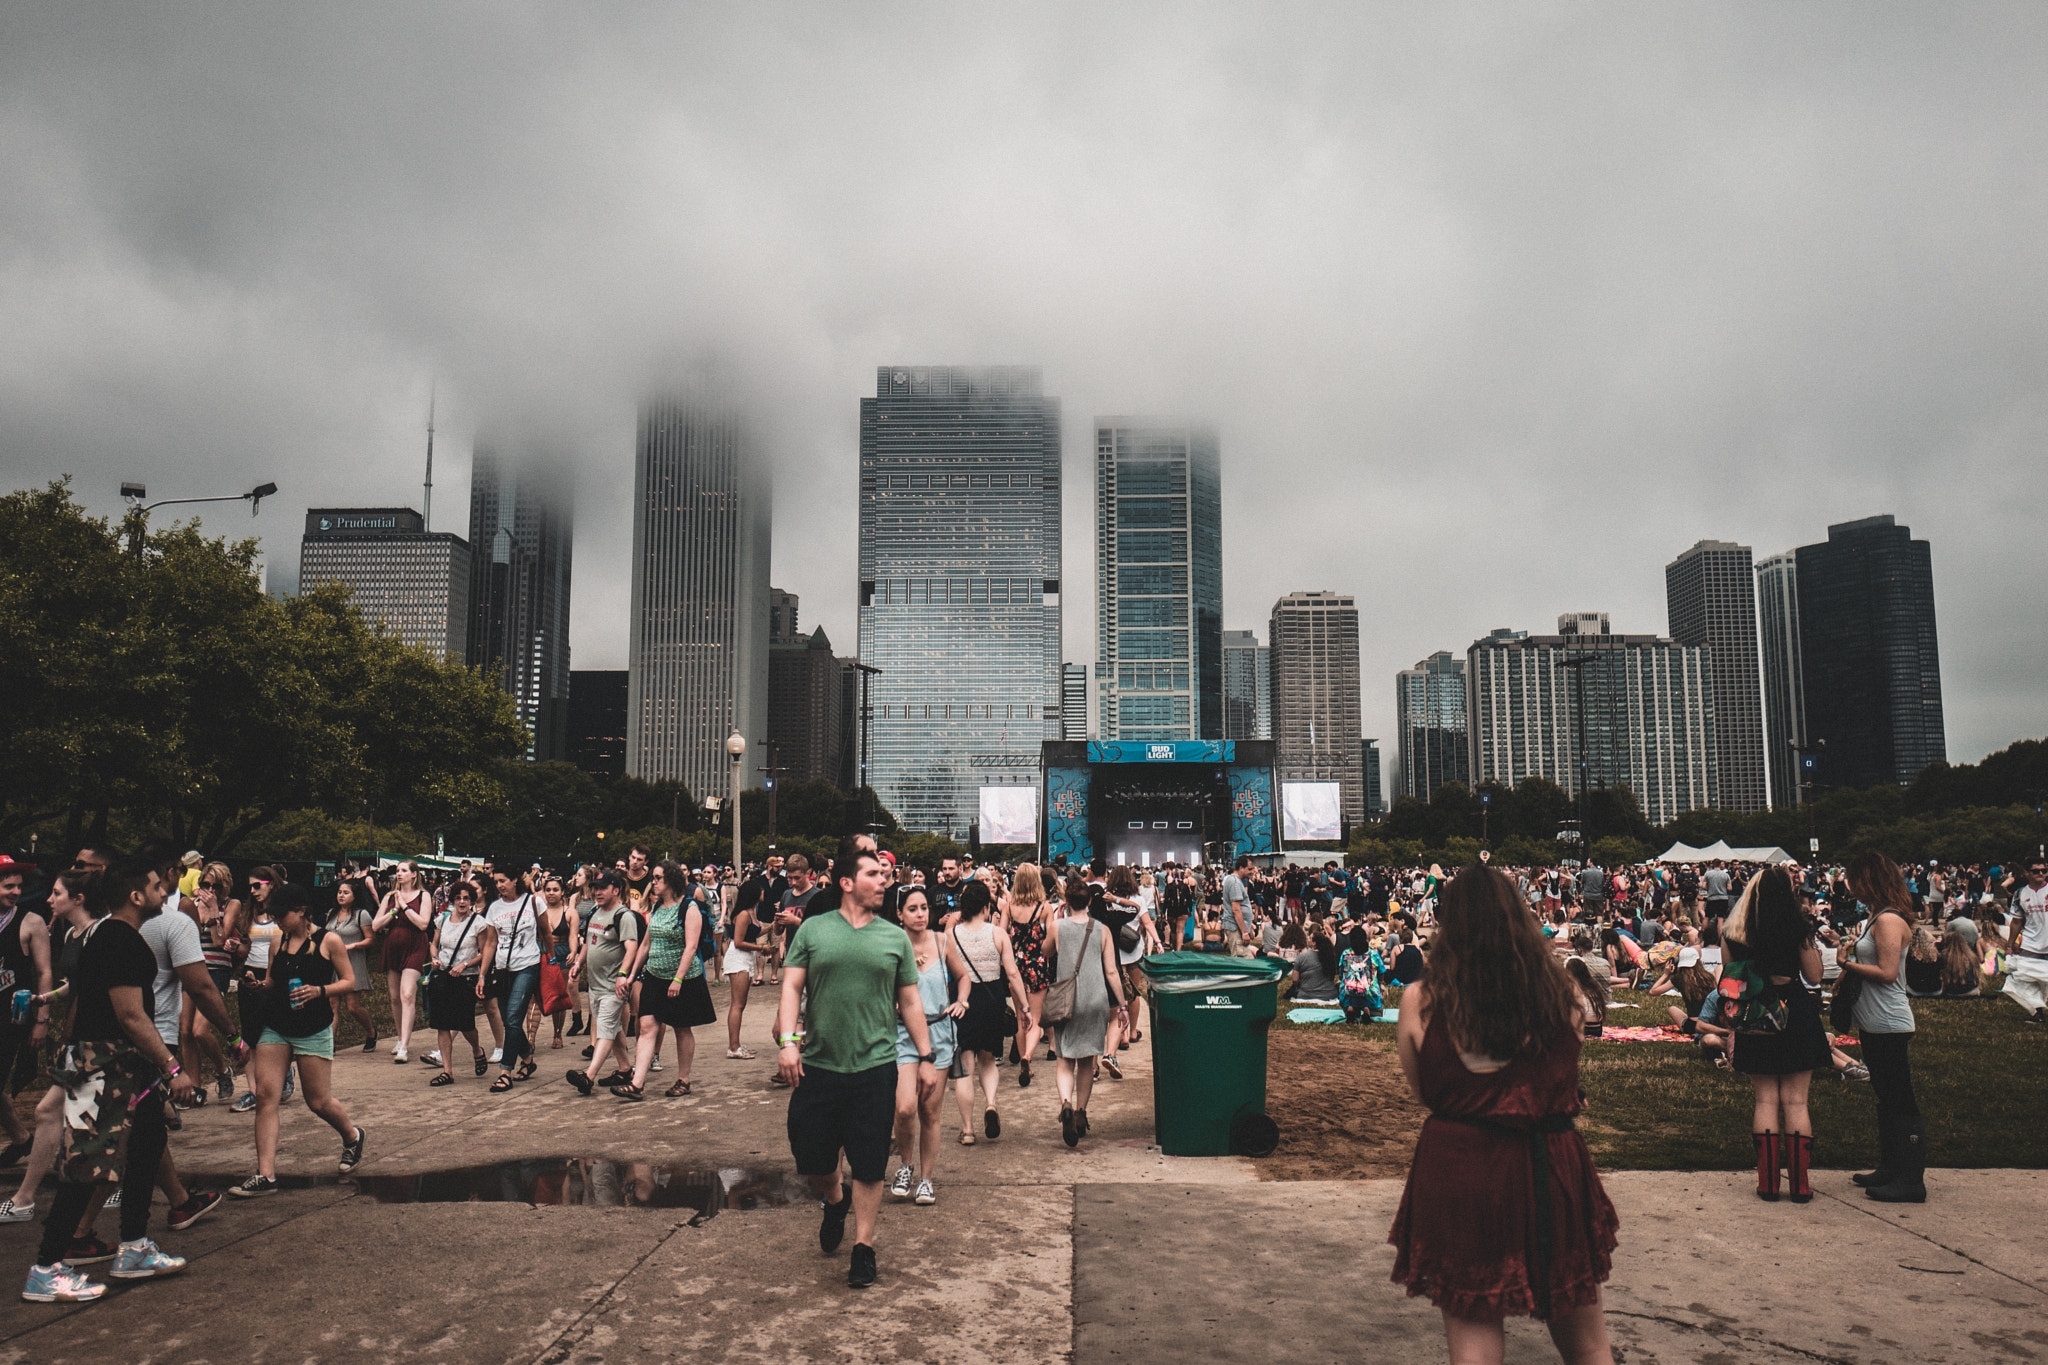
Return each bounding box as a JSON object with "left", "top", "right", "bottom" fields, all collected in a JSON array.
[{"left": 776, "top": 835, "right": 934, "bottom": 1289}]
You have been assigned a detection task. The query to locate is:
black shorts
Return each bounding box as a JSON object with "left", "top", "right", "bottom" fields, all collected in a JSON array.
[{"left": 786, "top": 1062, "right": 896, "bottom": 1183}]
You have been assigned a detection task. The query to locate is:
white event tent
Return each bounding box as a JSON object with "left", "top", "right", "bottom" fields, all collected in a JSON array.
[{"left": 1654, "top": 839, "right": 1794, "bottom": 865}]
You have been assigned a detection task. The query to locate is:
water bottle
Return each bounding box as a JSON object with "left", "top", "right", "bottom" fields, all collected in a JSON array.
[{"left": 9, "top": 990, "right": 31, "bottom": 1026}]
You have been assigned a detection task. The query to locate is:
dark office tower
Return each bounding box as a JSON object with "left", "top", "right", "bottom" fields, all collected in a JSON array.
[
  {"left": 1061, "top": 663, "right": 1089, "bottom": 741},
  {"left": 466, "top": 443, "right": 574, "bottom": 761},
  {"left": 858, "top": 366, "right": 1061, "bottom": 835},
  {"left": 628, "top": 382, "right": 772, "bottom": 802},
  {"left": 1270, "top": 591, "right": 1365, "bottom": 828},
  {"left": 1795, "top": 515, "right": 1945, "bottom": 790},
  {"left": 768, "top": 627, "right": 848, "bottom": 785},
  {"left": 1222, "top": 629, "right": 1270, "bottom": 740},
  {"left": 1093, "top": 420, "right": 1223, "bottom": 742},
  {"left": 1361, "top": 739, "right": 1384, "bottom": 815},
  {"left": 1757, "top": 551, "right": 1806, "bottom": 807},
  {"left": 1394, "top": 651, "right": 1470, "bottom": 802},
  {"left": 1665, "top": 540, "right": 1766, "bottom": 813},
  {"left": 568, "top": 670, "right": 628, "bottom": 781},
  {"left": 769, "top": 587, "right": 800, "bottom": 643}
]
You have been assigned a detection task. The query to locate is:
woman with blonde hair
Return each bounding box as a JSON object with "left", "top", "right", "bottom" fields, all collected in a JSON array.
[
  {"left": 188, "top": 861, "right": 244, "bottom": 1101},
  {"left": 372, "top": 861, "right": 434, "bottom": 1064},
  {"left": 1004, "top": 863, "right": 1052, "bottom": 1087},
  {"left": 1389, "top": 863, "right": 1617, "bottom": 1364},
  {"left": 1937, "top": 929, "right": 1983, "bottom": 997}
]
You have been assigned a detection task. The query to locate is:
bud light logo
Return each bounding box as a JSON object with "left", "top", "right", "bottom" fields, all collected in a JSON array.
[{"left": 1147, "top": 744, "right": 1176, "bottom": 761}]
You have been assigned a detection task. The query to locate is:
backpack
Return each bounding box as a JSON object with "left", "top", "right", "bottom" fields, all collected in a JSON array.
[{"left": 1717, "top": 957, "right": 1789, "bottom": 1034}]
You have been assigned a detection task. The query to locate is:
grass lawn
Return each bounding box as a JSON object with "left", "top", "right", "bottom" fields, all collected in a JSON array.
[{"left": 1272, "top": 982, "right": 2048, "bottom": 1171}]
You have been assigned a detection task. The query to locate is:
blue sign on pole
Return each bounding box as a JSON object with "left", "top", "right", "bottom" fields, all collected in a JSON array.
[
  {"left": 1800, "top": 754, "right": 1818, "bottom": 773},
  {"left": 1480, "top": 792, "right": 1491, "bottom": 806}
]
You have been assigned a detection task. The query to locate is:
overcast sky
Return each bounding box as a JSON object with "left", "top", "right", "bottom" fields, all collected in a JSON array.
[{"left": 6, "top": 4, "right": 2045, "bottom": 777}]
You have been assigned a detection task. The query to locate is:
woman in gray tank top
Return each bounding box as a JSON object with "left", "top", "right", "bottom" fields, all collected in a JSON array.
[{"left": 1839, "top": 851, "right": 1923, "bottom": 1204}]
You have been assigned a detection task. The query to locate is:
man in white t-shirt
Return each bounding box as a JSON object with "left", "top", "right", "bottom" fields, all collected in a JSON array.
[
  {"left": 1221, "top": 857, "right": 1253, "bottom": 957},
  {"left": 2002, "top": 860, "right": 2048, "bottom": 1022}
]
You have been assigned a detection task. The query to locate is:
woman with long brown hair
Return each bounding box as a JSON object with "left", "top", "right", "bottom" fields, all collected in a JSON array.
[
  {"left": 1721, "top": 868, "right": 1827, "bottom": 1203},
  {"left": 1840, "top": 850, "right": 1924, "bottom": 1203},
  {"left": 1389, "top": 863, "right": 1616, "bottom": 1365}
]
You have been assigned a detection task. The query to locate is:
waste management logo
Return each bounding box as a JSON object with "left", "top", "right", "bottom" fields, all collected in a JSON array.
[{"left": 1195, "top": 994, "right": 1241, "bottom": 1010}]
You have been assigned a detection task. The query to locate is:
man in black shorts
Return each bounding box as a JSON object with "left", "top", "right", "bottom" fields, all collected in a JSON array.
[{"left": 776, "top": 836, "right": 934, "bottom": 1288}]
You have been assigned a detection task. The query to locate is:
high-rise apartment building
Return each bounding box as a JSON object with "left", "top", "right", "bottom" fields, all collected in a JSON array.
[
  {"left": 768, "top": 626, "right": 848, "bottom": 785},
  {"left": 1756, "top": 551, "right": 1805, "bottom": 807},
  {"left": 1394, "top": 651, "right": 1470, "bottom": 802},
  {"left": 857, "top": 366, "right": 1061, "bottom": 835},
  {"left": 1060, "top": 663, "right": 1089, "bottom": 742},
  {"left": 1466, "top": 614, "right": 1718, "bottom": 825},
  {"left": 298, "top": 508, "right": 469, "bottom": 659},
  {"left": 567, "top": 670, "right": 628, "bottom": 781},
  {"left": 769, "top": 587, "right": 800, "bottom": 643},
  {"left": 1269, "top": 591, "right": 1365, "bottom": 828},
  {"left": 1795, "top": 515, "right": 1945, "bottom": 790},
  {"left": 1665, "top": 539, "right": 1765, "bottom": 813},
  {"left": 627, "top": 385, "right": 772, "bottom": 802},
  {"left": 1222, "top": 629, "right": 1270, "bottom": 740},
  {"left": 1361, "top": 738, "right": 1384, "bottom": 815},
  {"left": 467, "top": 443, "right": 573, "bottom": 761},
  {"left": 1093, "top": 420, "right": 1222, "bottom": 742}
]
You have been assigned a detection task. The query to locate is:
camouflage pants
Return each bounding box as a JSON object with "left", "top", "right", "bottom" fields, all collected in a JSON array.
[{"left": 50, "top": 1040, "right": 154, "bottom": 1186}]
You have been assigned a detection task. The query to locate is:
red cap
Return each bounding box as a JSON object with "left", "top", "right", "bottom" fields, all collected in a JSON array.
[
  {"left": 878, "top": 850, "right": 897, "bottom": 866},
  {"left": 0, "top": 855, "right": 24, "bottom": 876}
]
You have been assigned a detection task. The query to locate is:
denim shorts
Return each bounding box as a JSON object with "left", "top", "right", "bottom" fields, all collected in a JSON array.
[{"left": 257, "top": 1024, "right": 334, "bottom": 1058}]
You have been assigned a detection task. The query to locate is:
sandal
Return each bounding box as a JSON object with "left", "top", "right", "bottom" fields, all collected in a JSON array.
[
  {"left": 474, "top": 1053, "right": 489, "bottom": 1077},
  {"left": 958, "top": 1133, "right": 975, "bottom": 1146},
  {"left": 515, "top": 1059, "right": 538, "bottom": 1082},
  {"left": 430, "top": 1072, "right": 455, "bottom": 1087},
  {"left": 489, "top": 1074, "right": 515, "bottom": 1093},
  {"left": 664, "top": 1080, "right": 692, "bottom": 1098},
  {"left": 615, "top": 1082, "right": 646, "bottom": 1101}
]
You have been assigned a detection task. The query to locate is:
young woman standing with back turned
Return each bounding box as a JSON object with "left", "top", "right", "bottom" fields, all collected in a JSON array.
[{"left": 1721, "top": 868, "right": 1828, "bottom": 1203}]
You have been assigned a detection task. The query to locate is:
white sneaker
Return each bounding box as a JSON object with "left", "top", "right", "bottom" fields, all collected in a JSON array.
[
  {"left": 888, "top": 1165, "right": 915, "bottom": 1199},
  {"left": 650, "top": 1059, "right": 664, "bottom": 1072},
  {"left": 0, "top": 1199, "right": 34, "bottom": 1223},
  {"left": 726, "top": 1047, "right": 754, "bottom": 1060},
  {"left": 393, "top": 1047, "right": 409, "bottom": 1063},
  {"left": 104, "top": 1190, "right": 121, "bottom": 1210},
  {"left": 109, "top": 1238, "right": 185, "bottom": 1280},
  {"left": 913, "top": 1178, "right": 936, "bottom": 1206},
  {"left": 488, "top": 1049, "right": 503, "bottom": 1064},
  {"left": 425, "top": 1050, "right": 443, "bottom": 1067}
]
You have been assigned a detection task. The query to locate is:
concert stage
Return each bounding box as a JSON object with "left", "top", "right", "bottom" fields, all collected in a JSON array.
[{"left": 1042, "top": 740, "right": 1278, "bottom": 868}]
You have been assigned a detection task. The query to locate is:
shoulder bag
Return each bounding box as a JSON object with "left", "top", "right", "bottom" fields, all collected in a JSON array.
[
  {"left": 953, "top": 925, "right": 1017, "bottom": 1037},
  {"left": 1041, "top": 920, "right": 1095, "bottom": 1027}
]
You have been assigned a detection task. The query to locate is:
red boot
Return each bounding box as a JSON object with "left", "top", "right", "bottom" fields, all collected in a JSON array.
[
  {"left": 1754, "top": 1131, "right": 1780, "bottom": 1202},
  {"left": 1787, "top": 1133, "right": 1813, "bottom": 1204}
]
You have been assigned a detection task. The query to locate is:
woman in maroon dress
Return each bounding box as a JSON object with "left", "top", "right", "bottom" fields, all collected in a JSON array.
[{"left": 1389, "top": 864, "right": 1618, "bottom": 1365}]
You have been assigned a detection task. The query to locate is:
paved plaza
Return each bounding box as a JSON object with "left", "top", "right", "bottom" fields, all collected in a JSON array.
[{"left": 0, "top": 1002, "right": 2039, "bottom": 1362}]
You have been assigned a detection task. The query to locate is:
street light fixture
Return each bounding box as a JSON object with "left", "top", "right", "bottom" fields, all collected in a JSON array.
[
  {"left": 122, "top": 479, "right": 279, "bottom": 556},
  {"left": 727, "top": 731, "right": 748, "bottom": 872}
]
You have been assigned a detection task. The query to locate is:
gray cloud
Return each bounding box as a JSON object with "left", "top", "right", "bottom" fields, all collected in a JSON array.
[{"left": 4, "top": 3, "right": 2044, "bottom": 769}]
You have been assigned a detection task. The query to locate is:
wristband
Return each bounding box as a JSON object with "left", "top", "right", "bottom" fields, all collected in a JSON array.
[
  {"left": 776, "top": 1031, "right": 805, "bottom": 1046},
  {"left": 163, "top": 1062, "right": 182, "bottom": 1080}
]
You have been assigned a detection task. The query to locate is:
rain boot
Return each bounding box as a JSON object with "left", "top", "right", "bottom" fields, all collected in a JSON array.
[
  {"left": 1865, "top": 1114, "right": 1926, "bottom": 1203},
  {"left": 1851, "top": 1119, "right": 1894, "bottom": 1188},
  {"left": 1787, "top": 1132, "right": 1813, "bottom": 1204},
  {"left": 1753, "top": 1131, "right": 1780, "bottom": 1202}
]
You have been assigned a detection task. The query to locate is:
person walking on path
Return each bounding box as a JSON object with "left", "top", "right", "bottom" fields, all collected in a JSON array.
[
  {"left": 565, "top": 871, "right": 641, "bottom": 1093},
  {"left": 1722, "top": 868, "right": 1828, "bottom": 1204},
  {"left": 228, "top": 884, "right": 364, "bottom": 1199},
  {"left": 615, "top": 862, "right": 716, "bottom": 1100},
  {"left": 887, "top": 886, "right": 968, "bottom": 1206},
  {"left": 372, "top": 862, "right": 434, "bottom": 1064},
  {"left": 1003, "top": 864, "right": 1052, "bottom": 1086},
  {"left": 776, "top": 836, "right": 937, "bottom": 1288},
  {"left": 1049, "top": 887, "right": 1128, "bottom": 1149},
  {"left": 945, "top": 881, "right": 1033, "bottom": 1144},
  {"left": 1840, "top": 851, "right": 1925, "bottom": 1204},
  {"left": 423, "top": 882, "right": 491, "bottom": 1087},
  {"left": 325, "top": 878, "right": 377, "bottom": 1053},
  {"left": 721, "top": 878, "right": 773, "bottom": 1060},
  {"left": 1388, "top": 862, "right": 1617, "bottom": 1365},
  {"left": 482, "top": 870, "right": 553, "bottom": 1089}
]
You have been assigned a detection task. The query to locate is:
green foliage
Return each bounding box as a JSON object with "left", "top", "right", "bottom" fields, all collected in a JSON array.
[
  {"left": 233, "top": 809, "right": 435, "bottom": 862},
  {"left": 1590, "top": 835, "right": 1652, "bottom": 867},
  {"left": 1, "top": 480, "right": 526, "bottom": 854}
]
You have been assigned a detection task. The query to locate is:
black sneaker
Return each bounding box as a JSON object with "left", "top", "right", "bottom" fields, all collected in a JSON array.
[
  {"left": 566, "top": 1069, "right": 594, "bottom": 1096},
  {"left": 339, "top": 1126, "right": 366, "bottom": 1174},
  {"left": 581, "top": 1044, "right": 594, "bottom": 1059},
  {"left": 65, "top": 1235, "right": 117, "bottom": 1266},
  {"left": 818, "top": 1190, "right": 853, "bottom": 1254},
  {"left": 167, "top": 1189, "right": 224, "bottom": 1231},
  {"left": 847, "top": 1243, "right": 877, "bottom": 1288},
  {"left": 228, "top": 1174, "right": 278, "bottom": 1199}
]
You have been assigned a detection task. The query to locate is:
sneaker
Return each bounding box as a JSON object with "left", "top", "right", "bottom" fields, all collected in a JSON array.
[
  {"left": 581, "top": 1045, "right": 594, "bottom": 1060},
  {"left": 425, "top": 1050, "right": 443, "bottom": 1068},
  {"left": 650, "top": 1059, "right": 664, "bottom": 1073},
  {"left": 0, "top": 1199, "right": 35, "bottom": 1224},
  {"left": 281, "top": 1070, "right": 295, "bottom": 1102},
  {"left": 65, "top": 1236, "right": 117, "bottom": 1266},
  {"left": 21, "top": 1263, "right": 104, "bottom": 1303},
  {"left": 338, "top": 1126, "right": 366, "bottom": 1173},
  {"left": 217, "top": 1068, "right": 234, "bottom": 1101},
  {"left": 727, "top": 1046, "right": 755, "bottom": 1060},
  {"left": 888, "top": 1165, "right": 915, "bottom": 1199},
  {"left": 229, "top": 1092, "right": 258, "bottom": 1114},
  {"left": 109, "top": 1238, "right": 186, "bottom": 1280},
  {"left": 104, "top": 1189, "right": 121, "bottom": 1209},
  {"left": 847, "top": 1242, "right": 877, "bottom": 1288},
  {"left": 1841, "top": 1062, "right": 1870, "bottom": 1081},
  {"left": 914, "top": 1179, "right": 936, "bottom": 1206},
  {"left": 488, "top": 1049, "right": 503, "bottom": 1064},
  {"left": 166, "top": 1189, "right": 223, "bottom": 1231},
  {"left": 227, "top": 1174, "right": 278, "bottom": 1199},
  {"left": 818, "top": 1190, "right": 852, "bottom": 1253},
  {"left": 392, "top": 1047, "right": 408, "bottom": 1064}
]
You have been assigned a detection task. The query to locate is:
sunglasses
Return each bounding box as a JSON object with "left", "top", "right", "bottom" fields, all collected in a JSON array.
[{"left": 249, "top": 879, "right": 271, "bottom": 887}]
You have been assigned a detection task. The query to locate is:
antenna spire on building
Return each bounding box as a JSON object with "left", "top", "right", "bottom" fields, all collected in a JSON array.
[{"left": 423, "top": 383, "right": 436, "bottom": 529}]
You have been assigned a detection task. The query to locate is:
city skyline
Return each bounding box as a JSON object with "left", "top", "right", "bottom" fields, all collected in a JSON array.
[{"left": 7, "top": 9, "right": 2044, "bottom": 773}]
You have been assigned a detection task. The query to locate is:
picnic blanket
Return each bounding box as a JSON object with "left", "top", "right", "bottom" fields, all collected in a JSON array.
[
  {"left": 1286, "top": 1007, "right": 1352, "bottom": 1024},
  {"left": 1588, "top": 1025, "right": 1859, "bottom": 1046}
]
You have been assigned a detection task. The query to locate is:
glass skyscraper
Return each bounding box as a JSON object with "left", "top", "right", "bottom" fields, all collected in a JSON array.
[
  {"left": 1093, "top": 420, "right": 1222, "bottom": 742},
  {"left": 1757, "top": 550, "right": 1806, "bottom": 807},
  {"left": 857, "top": 366, "right": 1061, "bottom": 836},
  {"left": 1665, "top": 539, "right": 1766, "bottom": 812},
  {"left": 1794, "top": 515, "right": 1944, "bottom": 790},
  {"left": 1395, "top": 650, "right": 1470, "bottom": 802},
  {"left": 1222, "top": 629, "right": 1269, "bottom": 740},
  {"left": 467, "top": 442, "right": 573, "bottom": 762}
]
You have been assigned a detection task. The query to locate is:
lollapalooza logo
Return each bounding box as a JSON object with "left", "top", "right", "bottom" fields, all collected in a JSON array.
[{"left": 1052, "top": 790, "right": 1082, "bottom": 820}]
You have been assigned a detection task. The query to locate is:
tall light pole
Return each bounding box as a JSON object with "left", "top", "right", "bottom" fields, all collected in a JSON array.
[
  {"left": 1789, "top": 738, "right": 1825, "bottom": 859},
  {"left": 1559, "top": 653, "right": 1597, "bottom": 861},
  {"left": 855, "top": 663, "right": 884, "bottom": 833},
  {"left": 726, "top": 731, "right": 747, "bottom": 872},
  {"left": 122, "top": 480, "right": 278, "bottom": 558},
  {"left": 757, "top": 741, "right": 788, "bottom": 857}
]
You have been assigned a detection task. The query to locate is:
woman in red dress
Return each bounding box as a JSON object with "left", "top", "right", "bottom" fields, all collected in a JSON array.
[{"left": 1389, "top": 863, "right": 1618, "bottom": 1365}]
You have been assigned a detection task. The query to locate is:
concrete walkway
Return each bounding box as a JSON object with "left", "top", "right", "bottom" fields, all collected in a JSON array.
[{"left": 0, "top": 995, "right": 2037, "bottom": 1361}]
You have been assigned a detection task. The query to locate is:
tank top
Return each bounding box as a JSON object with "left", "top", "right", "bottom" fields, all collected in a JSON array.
[
  {"left": 954, "top": 921, "right": 1002, "bottom": 983},
  {"left": 246, "top": 916, "right": 282, "bottom": 969},
  {"left": 0, "top": 907, "right": 37, "bottom": 1002},
  {"left": 912, "top": 947, "right": 952, "bottom": 1020},
  {"left": 200, "top": 897, "right": 235, "bottom": 971},
  {"left": 1853, "top": 915, "right": 1916, "bottom": 1034},
  {"left": 270, "top": 929, "right": 337, "bottom": 1037}
]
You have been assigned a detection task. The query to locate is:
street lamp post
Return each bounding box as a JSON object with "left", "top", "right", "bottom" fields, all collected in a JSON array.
[
  {"left": 727, "top": 732, "right": 747, "bottom": 872},
  {"left": 855, "top": 663, "right": 883, "bottom": 834},
  {"left": 1788, "top": 738, "right": 1826, "bottom": 859},
  {"left": 122, "top": 480, "right": 278, "bottom": 557},
  {"left": 758, "top": 741, "right": 787, "bottom": 857}
]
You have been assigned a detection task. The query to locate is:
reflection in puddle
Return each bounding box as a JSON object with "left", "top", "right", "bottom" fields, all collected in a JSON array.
[{"left": 183, "top": 1161, "right": 807, "bottom": 1223}]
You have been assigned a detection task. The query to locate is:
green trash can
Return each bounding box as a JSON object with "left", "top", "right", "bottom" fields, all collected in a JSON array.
[{"left": 1142, "top": 951, "right": 1291, "bottom": 1157}]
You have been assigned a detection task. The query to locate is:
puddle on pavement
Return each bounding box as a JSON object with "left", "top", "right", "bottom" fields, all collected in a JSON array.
[{"left": 182, "top": 1161, "right": 808, "bottom": 1223}]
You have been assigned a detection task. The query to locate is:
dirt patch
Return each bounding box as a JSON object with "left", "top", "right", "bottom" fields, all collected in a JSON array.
[{"left": 1257, "top": 1029, "right": 1426, "bottom": 1181}]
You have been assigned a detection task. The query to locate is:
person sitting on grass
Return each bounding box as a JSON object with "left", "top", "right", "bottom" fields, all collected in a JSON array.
[
  {"left": 1288, "top": 924, "right": 1341, "bottom": 1005},
  {"left": 1565, "top": 957, "right": 1608, "bottom": 1039},
  {"left": 1937, "top": 929, "right": 1984, "bottom": 998},
  {"left": 1337, "top": 934, "right": 1385, "bottom": 1024}
]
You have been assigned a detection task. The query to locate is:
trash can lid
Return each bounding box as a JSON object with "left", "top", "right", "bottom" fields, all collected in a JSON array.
[{"left": 1140, "top": 950, "right": 1291, "bottom": 983}]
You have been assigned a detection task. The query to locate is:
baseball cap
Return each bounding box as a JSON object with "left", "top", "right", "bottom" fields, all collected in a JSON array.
[
  {"left": 878, "top": 850, "right": 897, "bottom": 866},
  {"left": 180, "top": 850, "right": 203, "bottom": 868},
  {"left": 1676, "top": 947, "right": 1700, "bottom": 967},
  {"left": 0, "top": 855, "right": 25, "bottom": 876}
]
